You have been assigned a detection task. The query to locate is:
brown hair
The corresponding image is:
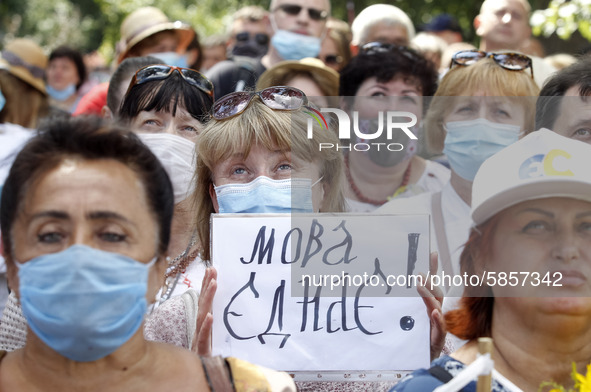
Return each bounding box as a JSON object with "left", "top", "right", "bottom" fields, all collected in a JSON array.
[
  {"left": 424, "top": 58, "right": 540, "bottom": 154},
  {"left": 193, "top": 99, "right": 345, "bottom": 261}
]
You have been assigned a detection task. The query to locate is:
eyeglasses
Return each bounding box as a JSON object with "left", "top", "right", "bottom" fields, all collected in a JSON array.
[
  {"left": 212, "top": 86, "right": 308, "bottom": 120},
  {"left": 359, "top": 42, "right": 424, "bottom": 62},
  {"left": 235, "top": 32, "right": 270, "bottom": 46},
  {"left": 450, "top": 50, "right": 534, "bottom": 78},
  {"left": 127, "top": 65, "right": 214, "bottom": 98},
  {"left": 274, "top": 4, "right": 328, "bottom": 21}
]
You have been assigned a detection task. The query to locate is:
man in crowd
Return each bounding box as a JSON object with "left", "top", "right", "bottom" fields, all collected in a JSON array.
[
  {"left": 206, "top": 0, "right": 330, "bottom": 99},
  {"left": 474, "top": 0, "right": 531, "bottom": 52},
  {"left": 535, "top": 56, "right": 591, "bottom": 144},
  {"left": 473, "top": 0, "right": 555, "bottom": 88},
  {"left": 350, "top": 4, "right": 415, "bottom": 51}
]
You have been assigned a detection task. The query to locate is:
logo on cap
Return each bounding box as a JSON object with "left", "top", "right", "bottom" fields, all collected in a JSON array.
[{"left": 518, "top": 149, "right": 574, "bottom": 179}]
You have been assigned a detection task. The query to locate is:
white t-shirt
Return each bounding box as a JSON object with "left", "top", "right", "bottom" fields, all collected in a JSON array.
[
  {"left": 346, "top": 160, "right": 450, "bottom": 213},
  {"left": 376, "top": 181, "right": 471, "bottom": 277},
  {"left": 0, "top": 123, "right": 33, "bottom": 185}
]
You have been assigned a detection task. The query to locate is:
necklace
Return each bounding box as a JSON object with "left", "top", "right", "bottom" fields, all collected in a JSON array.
[
  {"left": 345, "top": 153, "right": 412, "bottom": 206},
  {"left": 158, "top": 232, "right": 200, "bottom": 305}
]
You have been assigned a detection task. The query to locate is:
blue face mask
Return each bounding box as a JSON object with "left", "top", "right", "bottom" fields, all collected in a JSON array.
[
  {"left": 214, "top": 176, "right": 320, "bottom": 214},
  {"left": 16, "top": 245, "right": 156, "bottom": 362},
  {"left": 271, "top": 30, "right": 321, "bottom": 60},
  {"left": 151, "top": 51, "right": 189, "bottom": 68},
  {"left": 46, "top": 83, "right": 76, "bottom": 101},
  {"left": 0, "top": 87, "right": 5, "bottom": 112},
  {"left": 443, "top": 118, "right": 520, "bottom": 181}
]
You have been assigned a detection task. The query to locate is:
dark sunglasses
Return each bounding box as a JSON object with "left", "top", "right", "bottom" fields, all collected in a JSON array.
[
  {"left": 235, "top": 32, "right": 270, "bottom": 46},
  {"left": 127, "top": 65, "right": 214, "bottom": 98},
  {"left": 323, "top": 54, "right": 343, "bottom": 65},
  {"left": 450, "top": 50, "right": 534, "bottom": 78},
  {"left": 359, "top": 42, "right": 424, "bottom": 62},
  {"left": 275, "top": 4, "right": 328, "bottom": 21},
  {"left": 212, "top": 86, "right": 308, "bottom": 120}
]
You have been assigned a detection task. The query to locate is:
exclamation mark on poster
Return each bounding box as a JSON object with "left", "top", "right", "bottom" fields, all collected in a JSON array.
[{"left": 406, "top": 233, "right": 420, "bottom": 288}]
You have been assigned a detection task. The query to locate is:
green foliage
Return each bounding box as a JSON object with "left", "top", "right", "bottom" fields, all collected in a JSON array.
[
  {"left": 1, "top": 0, "right": 105, "bottom": 52},
  {"left": 531, "top": 0, "right": 591, "bottom": 41},
  {"left": 14, "top": 0, "right": 584, "bottom": 62},
  {"left": 93, "top": 0, "right": 265, "bottom": 61}
]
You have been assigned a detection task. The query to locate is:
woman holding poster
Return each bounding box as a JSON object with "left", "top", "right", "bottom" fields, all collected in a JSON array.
[{"left": 175, "top": 87, "right": 445, "bottom": 391}]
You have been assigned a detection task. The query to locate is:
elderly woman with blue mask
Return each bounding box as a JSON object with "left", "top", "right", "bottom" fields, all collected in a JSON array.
[
  {"left": 0, "top": 116, "right": 295, "bottom": 391},
  {"left": 194, "top": 86, "right": 346, "bottom": 261},
  {"left": 379, "top": 52, "right": 539, "bottom": 282}
]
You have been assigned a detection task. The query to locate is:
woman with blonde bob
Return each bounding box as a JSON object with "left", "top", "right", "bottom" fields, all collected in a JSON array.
[
  {"left": 379, "top": 54, "right": 539, "bottom": 283},
  {"left": 194, "top": 88, "right": 346, "bottom": 262}
]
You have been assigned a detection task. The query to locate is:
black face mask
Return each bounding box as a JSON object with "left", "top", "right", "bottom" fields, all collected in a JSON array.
[{"left": 231, "top": 32, "right": 269, "bottom": 58}]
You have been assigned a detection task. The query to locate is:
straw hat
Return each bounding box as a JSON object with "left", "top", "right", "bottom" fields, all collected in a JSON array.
[
  {"left": 256, "top": 57, "right": 339, "bottom": 96},
  {"left": 0, "top": 38, "right": 47, "bottom": 94},
  {"left": 117, "top": 7, "right": 194, "bottom": 64}
]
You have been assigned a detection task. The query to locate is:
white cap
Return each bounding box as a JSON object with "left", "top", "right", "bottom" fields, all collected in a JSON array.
[{"left": 471, "top": 129, "right": 591, "bottom": 225}]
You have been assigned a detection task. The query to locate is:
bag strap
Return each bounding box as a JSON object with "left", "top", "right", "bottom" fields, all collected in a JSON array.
[
  {"left": 201, "top": 355, "right": 234, "bottom": 392},
  {"left": 431, "top": 191, "right": 453, "bottom": 291},
  {"left": 428, "top": 365, "right": 454, "bottom": 384}
]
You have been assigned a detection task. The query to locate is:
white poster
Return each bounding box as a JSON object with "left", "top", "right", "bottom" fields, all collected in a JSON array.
[{"left": 211, "top": 213, "right": 431, "bottom": 372}]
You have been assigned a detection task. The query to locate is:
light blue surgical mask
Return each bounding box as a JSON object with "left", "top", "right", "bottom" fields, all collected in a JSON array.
[
  {"left": 271, "top": 30, "right": 321, "bottom": 60},
  {"left": 443, "top": 118, "right": 520, "bottom": 181},
  {"left": 46, "top": 83, "right": 76, "bottom": 101},
  {"left": 16, "top": 244, "right": 157, "bottom": 362},
  {"left": 214, "top": 176, "right": 321, "bottom": 214},
  {"left": 151, "top": 51, "right": 189, "bottom": 68},
  {"left": 0, "top": 87, "right": 5, "bottom": 112}
]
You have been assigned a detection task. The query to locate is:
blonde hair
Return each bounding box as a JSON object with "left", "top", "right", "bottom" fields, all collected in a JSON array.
[
  {"left": 193, "top": 98, "right": 345, "bottom": 261},
  {"left": 424, "top": 58, "right": 540, "bottom": 153}
]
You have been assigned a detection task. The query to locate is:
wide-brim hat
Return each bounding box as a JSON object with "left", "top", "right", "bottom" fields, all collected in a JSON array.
[
  {"left": 471, "top": 129, "right": 591, "bottom": 225},
  {"left": 256, "top": 57, "right": 339, "bottom": 96},
  {"left": 0, "top": 38, "right": 47, "bottom": 94},
  {"left": 117, "top": 7, "right": 194, "bottom": 64}
]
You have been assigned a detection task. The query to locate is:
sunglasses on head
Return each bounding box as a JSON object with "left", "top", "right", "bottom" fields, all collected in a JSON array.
[
  {"left": 212, "top": 86, "right": 308, "bottom": 120},
  {"left": 127, "top": 65, "right": 214, "bottom": 98},
  {"left": 450, "top": 50, "right": 534, "bottom": 78},
  {"left": 359, "top": 42, "right": 424, "bottom": 62},
  {"left": 275, "top": 4, "right": 328, "bottom": 21},
  {"left": 235, "top": 32, "right": 270, "bottom": 46}
]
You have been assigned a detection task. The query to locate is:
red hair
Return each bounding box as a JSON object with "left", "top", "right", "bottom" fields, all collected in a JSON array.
[{"left": 445, "top": 214, "right": 501, "bottom": 340}]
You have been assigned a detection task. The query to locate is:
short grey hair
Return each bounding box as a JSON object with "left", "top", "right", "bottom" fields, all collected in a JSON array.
[{"left": 351, "top": 4, "right": 415, "bottom": 46}]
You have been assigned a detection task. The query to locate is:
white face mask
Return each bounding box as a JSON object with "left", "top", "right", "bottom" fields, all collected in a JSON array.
[{"left": 138, "top": 133, "right": 196, "bottom": 204}]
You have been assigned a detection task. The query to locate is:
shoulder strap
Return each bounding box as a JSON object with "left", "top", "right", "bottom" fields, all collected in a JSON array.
[
  {"left": 431, "top": 191, "right": 453, "bottom": 290},
  {"left": 428, "top": 365, "right": 454, "bottom": 383},
  {"left": 201, "top": 356, "right": 234, "bottom": 392}
]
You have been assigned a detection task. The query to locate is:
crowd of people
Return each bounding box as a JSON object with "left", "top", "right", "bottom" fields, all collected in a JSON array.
[{"left": 1, "top": 0, "right": 591, "bottom": 390}]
